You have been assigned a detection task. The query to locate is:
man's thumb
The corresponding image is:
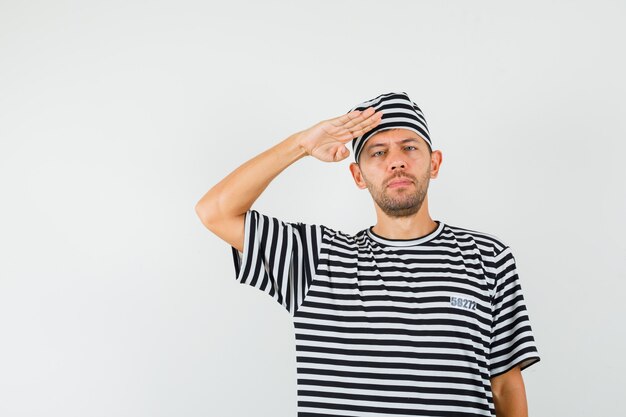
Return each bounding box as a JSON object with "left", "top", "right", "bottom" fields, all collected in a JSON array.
[{"left": 335, "top": 146, "right": 349, "bottom": 161}]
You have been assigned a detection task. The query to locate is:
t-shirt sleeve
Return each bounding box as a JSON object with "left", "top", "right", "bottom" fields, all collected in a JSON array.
[
  {"left": 230, "top": 209, "right": 325, "bottom": 317},
  {"left": 488, "top": 245, "right": 541, "bottom": 378}
]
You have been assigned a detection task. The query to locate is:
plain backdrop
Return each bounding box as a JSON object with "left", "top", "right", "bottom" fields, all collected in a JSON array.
[{"left": 1, "top": 0, "right": 625, "bottom": 416}]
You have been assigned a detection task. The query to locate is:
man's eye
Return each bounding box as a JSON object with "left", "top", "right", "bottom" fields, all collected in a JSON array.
[{"left": 372, "top": 146, "right": 416, "bottom": 157}]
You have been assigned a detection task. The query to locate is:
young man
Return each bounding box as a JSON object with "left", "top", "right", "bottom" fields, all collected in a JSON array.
[{"left": 195, "top": 91, "right": 541, "bottom": 417}]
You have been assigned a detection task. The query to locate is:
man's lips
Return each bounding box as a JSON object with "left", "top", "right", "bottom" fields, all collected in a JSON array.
[{"left": 387, "top": 178, "right": 413, "bottom": 188}]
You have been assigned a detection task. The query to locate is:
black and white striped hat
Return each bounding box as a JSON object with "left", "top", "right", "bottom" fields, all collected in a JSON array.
[{"left": 348, "top": 91, "right": 432, "bottom": 163}]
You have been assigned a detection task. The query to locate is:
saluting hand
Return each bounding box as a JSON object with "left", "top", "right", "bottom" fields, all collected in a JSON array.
[{"left": 296, "top": 107, "right": 383, "bottom": 162}]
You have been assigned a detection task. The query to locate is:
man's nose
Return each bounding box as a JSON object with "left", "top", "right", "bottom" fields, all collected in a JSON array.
[{"left": 388, "top": 148, "right": 407, "bottom": 169}]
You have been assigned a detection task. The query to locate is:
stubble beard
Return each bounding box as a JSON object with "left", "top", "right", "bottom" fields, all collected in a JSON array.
[{"left": 363, "top": 166, "right": 431, "bottom": 219}]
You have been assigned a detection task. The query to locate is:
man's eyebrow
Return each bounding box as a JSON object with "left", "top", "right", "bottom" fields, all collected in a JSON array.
[{"left": 366, "top": 138, "right": 419, "bottom": 150}]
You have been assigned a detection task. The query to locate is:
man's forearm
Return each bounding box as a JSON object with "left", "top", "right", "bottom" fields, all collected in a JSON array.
[
  {"left": 492, "top": 375, "right": 529, "bottom": 417},
  {"left": 195, "top": 132, "right": 308, "bottom": 223}
]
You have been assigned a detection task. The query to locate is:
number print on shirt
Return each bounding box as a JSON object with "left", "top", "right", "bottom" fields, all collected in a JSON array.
[{"left": 450, "top": 296, "right": 477, "bottom": 310}]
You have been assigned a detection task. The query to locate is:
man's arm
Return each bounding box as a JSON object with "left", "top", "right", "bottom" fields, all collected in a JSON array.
[
  {"left": 194, "top": 106, "right": 382, "bottom": 252},
  {"left": 490, "top": 365, "right": 529, "bottom": 417}
]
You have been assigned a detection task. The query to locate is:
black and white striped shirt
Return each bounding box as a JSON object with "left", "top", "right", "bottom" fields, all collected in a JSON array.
[{"left": 231, "top": 209, "right": 541, "bottom": 417}]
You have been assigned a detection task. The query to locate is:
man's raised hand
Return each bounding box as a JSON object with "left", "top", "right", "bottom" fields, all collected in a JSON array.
[{"left": 296, "top": 107, "right": 383, "bottom": 162}]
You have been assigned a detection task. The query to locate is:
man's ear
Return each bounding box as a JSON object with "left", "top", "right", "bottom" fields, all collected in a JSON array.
[
  {"left": 349, "top": 162, "right": 368, "bottom": 189},
  {"left": 430, "top": 150, "right": 443, "bottom": 179}
]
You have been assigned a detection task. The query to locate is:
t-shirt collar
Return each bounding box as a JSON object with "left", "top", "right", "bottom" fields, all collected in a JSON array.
[{"left": 366, "top": 221, "right": 445, "bottom": 247}]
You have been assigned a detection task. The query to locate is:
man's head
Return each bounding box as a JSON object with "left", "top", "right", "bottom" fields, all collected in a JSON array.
[{"left": 346, "top": 91, "right": 442, "bottom": 218}]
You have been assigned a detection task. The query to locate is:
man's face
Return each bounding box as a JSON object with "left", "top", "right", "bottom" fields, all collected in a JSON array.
[{"left": 349, "top": 128, "right": 441, "bottom": 218}]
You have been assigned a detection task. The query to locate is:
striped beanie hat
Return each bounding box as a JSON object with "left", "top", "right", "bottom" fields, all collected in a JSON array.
[{"left": 348, "top": 91, "right": 432, "bottom": 164}]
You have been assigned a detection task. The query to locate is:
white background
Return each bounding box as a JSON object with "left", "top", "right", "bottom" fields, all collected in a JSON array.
[{"left": 1, "top": 0, "right": 625, "bottom": 416}]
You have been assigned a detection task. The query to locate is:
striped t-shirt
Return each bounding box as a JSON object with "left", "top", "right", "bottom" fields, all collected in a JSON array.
[{"left": 230, "top": 209, "right": 541, "bottom": 417}]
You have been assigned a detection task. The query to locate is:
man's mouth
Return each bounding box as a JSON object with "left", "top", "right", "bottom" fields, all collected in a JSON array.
[{"left": 388, "top": 178, "right": 413, "bottom": 188}]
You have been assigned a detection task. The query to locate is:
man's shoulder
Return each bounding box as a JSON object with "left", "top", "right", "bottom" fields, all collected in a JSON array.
[
  {"left": 318, "top": 224, "right": 363, "bottom": 244},
  {"left": 247, "top": 209, "right": 359, "bottom": 242},
  {"left": 443, "top": 221, "right": 509, "bottom": 255}
]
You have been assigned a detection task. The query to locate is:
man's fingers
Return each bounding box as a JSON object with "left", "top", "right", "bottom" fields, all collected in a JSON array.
[
  {"left": 331, "top": 107, "right": 378, "bottom": 128},
  {"left": 347, "top": 110, "right": 382, "bottom": 132},
  {"left": 324, "top": 106, "right": 383, "bottom": 144},
  {"left": 334, "top": 113, "right": 382, "bottom": 141},
  {"left": 347, "top": 112, "right": 382, "bottom": 136},
  {"left": 351, "top": 122, "right": 379, "bottom": 137}
]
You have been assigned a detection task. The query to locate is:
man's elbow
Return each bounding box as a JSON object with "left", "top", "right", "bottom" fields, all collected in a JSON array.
[{"left": 195, "top": 200, "right": 219, "bottom": 228}]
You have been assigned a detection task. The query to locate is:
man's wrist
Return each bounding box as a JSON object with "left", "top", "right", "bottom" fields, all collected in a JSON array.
[{"left": 284, "top": 131, "right": 309, "bottom": 161}]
